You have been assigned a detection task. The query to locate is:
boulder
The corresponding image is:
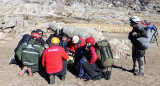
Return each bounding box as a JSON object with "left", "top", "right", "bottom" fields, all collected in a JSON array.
[
  {"left": 49, "top": 22, "right": 62, "bottom": 31},
  {"left": 62, "top": 25, "right": 105, "bottom": 41},
  {"left": 14, "top": 26, "right": 24, "bottom": 32},
  {"left": 3, "top": 28, "right": 11, "bottom": 33},
  {"left": 2, "top": 18, "right": 16, "bottom": 29},
  {"left": 108, "top": 38, "right": 130, "bottom": 59},
  {"left": 0, "top": 32, "right": 6, "bottom": 39}
]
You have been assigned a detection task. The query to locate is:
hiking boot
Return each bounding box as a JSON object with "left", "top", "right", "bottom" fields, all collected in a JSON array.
[
  {"left": 129, "top": 69, "right": 138, "bottom": 73},
  {"left": 92, "top": 75, "right": 101, "bottom": 81},
  {"left": 19, "top": 66, "right": 28, "bottom": 77},
  {"left": 60, "top": 75, "right": 65, "bottom": 81},
  {"left": 135, "top": 72, "right": 144, "bottom": 76},
  {"left": 49, "top": 75, "right": 55, "bottom": 84},
  {"left": 9, "top": 56, "right": 17, "bottom": 65},
  {"left": 27, "top": 67, "right": 33, "bottom": 77}
]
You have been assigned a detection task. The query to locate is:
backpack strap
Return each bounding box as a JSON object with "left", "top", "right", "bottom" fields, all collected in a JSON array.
[{"left": 23, "top": 41, "right": 40, "bottom": 56}]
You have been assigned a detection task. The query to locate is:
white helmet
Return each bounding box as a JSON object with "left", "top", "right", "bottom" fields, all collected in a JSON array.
[
  {"left": 72, "top": 36, "right": 79, "bottom": 44},
  {"left": 129, "top": 16, "right": 140, "bottom": 23}
]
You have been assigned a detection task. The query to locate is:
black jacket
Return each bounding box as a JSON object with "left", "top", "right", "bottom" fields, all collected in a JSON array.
[{"left": 46, "top": 34, "right": 62, "bottom": 46}]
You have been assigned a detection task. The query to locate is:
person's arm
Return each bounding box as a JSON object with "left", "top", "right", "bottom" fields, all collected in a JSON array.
[
  {"left": 42, "top": 51, "right": 46, "bottom": 68},
  {"left": 40, "top": 38, "right": 45, "bottom": 48},
  {"left": 80, "top": 39, "right": 85, "bottom": 47},
  {"left": 61, "top": 48, "right": 69, "bottom": 60},
  {"left": 88, "top": 46, "right": 98, "bottom": 64},
  {"left": 69, "top": 42, "right": 75, "bottom": 52},
  {"left": 16, "top": 44, "right": 24, "bottom": 61},
  {"left": 46, "top": 34, "right": 54, "bottom": 46}
]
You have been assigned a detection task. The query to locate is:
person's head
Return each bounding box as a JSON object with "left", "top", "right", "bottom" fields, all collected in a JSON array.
[
  {"left": 54, "top": 29, "right": 63, "bottom": 36},
  {"left": 72, "top": 36, "right": 79, "bottom": 44},
  {"left": 86, "top": 37, "right": 95, "bottom": 47},
  {"left": 35, "top": 29, "right": 43, "bottom": 37},
  {"left": 31, "top": 33, "right": 40, "bottom": 41},
  {"left": 62, "top": 34, "right": 68, "bottom": 42},
  {"left": 129, "top": 16, "right": 140, "bottom": 27},
  {"left": 51, "top": 37, "right": 60, "bottom": 45},
  {"left": 31, "top": 30, "right": 35, "bottom": 34}
]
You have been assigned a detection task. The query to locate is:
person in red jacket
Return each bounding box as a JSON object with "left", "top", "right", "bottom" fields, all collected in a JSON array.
[
  {"left": 82, "top": 37, "right": 102, "bottom": 80},
  {"left": 42, "top": 37, "right": 68, "bottom": 84},
  {"left": 69, "top": 36, "right": 85, "bottom": 53}
]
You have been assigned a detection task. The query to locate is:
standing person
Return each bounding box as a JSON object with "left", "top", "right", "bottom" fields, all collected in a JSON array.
[
  {"left": 42, "top": 37, "right": 68, "bottom": 84},
  {"left": 16, "top": 33, "right": 43, "bottom": 77},
  {"left": 128, "top": 16, "right": 147, "bottom": 76},
  {"left": 76, "top": 37, "right": 102, "bottom": 81}
]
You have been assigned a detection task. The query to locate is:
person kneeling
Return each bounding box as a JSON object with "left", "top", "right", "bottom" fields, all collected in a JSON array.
[
  {"left": 42, "top": 37, "right": 68, "bottom": 84},
  {"left": 76, "top": 37, "right": 102, "bottom": 81},
  {"left": 16, "top": 33, "right": 43, "bottom": 77}
]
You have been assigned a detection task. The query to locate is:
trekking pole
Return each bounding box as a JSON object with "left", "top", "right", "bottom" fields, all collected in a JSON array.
[{"left": 144, "top": 56, "right": 146, "bottom": 64}]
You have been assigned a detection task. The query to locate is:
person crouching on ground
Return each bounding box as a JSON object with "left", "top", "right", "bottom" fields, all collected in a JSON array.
[
  {"left": 76, "top": 37, "right": 102, "bottom": 81},
  {"left": 42, "top": 37, "right": 68, "bottom": 84},
  {"left": 16, "top": 33, "right": 43, "bottom": 77}
]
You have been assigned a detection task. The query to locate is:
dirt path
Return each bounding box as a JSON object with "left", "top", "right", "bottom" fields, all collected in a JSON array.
[{"left": 0, "top": 33, "right": 160, "bottom": 86}]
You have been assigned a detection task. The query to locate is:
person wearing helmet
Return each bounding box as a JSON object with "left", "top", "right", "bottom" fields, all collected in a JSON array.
[
  {"left": 9, "top": 29, "right": 45, "bottom": 65},
  {"left": 42, "top": 37, "right": 68, "bottom": 84},
  {"left": 35, "top": 29, "right": 45, "bottom": 49},
  {"left": 128, "top": 16, "right": 147, "bottom": 76},
  {"left": 69, "top": 35, "right": 85, "bottom": 54},
  {"left": 46, "top": 28, "right": 63, "bottom": 47},
  {"left": 16, "top": 33, "right": 43, "bottom": 77},
  {"left": 76, "top": 37, "right": 102, "bottom": 81}
]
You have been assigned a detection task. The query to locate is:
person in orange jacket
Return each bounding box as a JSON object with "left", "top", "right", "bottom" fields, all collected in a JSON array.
[{"left": 42, "top": 37, "right": 68, "bottom": 84}]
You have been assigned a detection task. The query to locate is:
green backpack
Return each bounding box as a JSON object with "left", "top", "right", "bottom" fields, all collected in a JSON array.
[{"left": 95, "top": 39, "right": 114, "bottom": 67}]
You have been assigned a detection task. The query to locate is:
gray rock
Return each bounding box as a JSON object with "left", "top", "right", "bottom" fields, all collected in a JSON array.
[
  {"left": 49, "top": 22, "right": 62, "bottom": 31},
  {"left": 3, "top": 18, "right": 16, "bottom": 29},
  {"left": 109, "top": 38, "right": 130, "bottom": 59},
  {"left": 0, "top": 32, "right": 6, "bottom": 39},
  {"left": 3, "top": 28, "right": 11, "bottom": 33},
  {"left": 62, "top": 25, "right": 105, "bottom": 41},
  {"left": 14, "top": 26, "right": 24, "bottom": 32},
  {"left": 23, "top": 20, "right": 29, "bottom": 27},
  {"left": 113, "top": 54, "right": 121, "bottom": 59}
]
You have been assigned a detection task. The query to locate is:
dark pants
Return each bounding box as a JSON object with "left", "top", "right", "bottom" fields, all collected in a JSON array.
[
  {"left": 132, "top": 45, "right": 145, "bottom": 73},
  {"left": 49, "top": 60, "right": 67, "bottom": 76},
  {"left": 82, "top": 62, "right": 102, "bottom": 78}
]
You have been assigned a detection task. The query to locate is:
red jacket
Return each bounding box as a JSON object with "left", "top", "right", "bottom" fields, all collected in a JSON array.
[
  {"left": 69, "top": 38, "right": 85, "bottom": 52},
  {"left": 88, "top": 46, "right": 98, "bottom": 64},
  {"left": 42, "top": 45, "right": 68, "bottom": 74}
]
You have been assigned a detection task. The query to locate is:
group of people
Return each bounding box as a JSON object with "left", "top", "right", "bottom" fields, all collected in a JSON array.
[
  {"left": 9, "top": 27, "right": 106, "bottom": 84},
  {"left": 9, "top": 16, "right": 157, "bottom": 84}
]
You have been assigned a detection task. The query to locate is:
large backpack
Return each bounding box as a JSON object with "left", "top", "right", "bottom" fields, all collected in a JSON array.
[
  {"left": 95, "top": 39, "right": 114, "bottom": 68},
  {"left": 22, "top": 40, "right": 40, "bottom": 66},
  {"left": 136, "top": 19, "right": 159, "bottom": 50}
]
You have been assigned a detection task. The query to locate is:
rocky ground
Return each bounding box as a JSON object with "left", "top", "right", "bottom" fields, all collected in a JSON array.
[{"left": 0, "top": 33, "right": 160, "bottom": 86}]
